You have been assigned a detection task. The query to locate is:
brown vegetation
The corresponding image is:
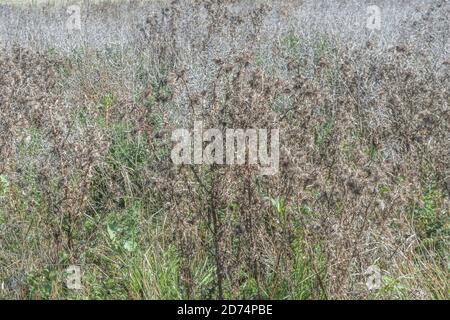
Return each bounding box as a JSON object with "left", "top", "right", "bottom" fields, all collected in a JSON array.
[{"left": 0, "top": 0, "right": 448, "bottom": 299}]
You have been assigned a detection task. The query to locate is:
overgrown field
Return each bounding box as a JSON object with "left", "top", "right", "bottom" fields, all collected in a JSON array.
[{"left": 0, "top": 0, "right": 449, "bottom": 299}]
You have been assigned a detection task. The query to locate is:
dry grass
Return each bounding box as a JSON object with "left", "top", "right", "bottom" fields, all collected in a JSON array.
[{"left": 0, "top": 0, "right": 448, "bottom": 299}]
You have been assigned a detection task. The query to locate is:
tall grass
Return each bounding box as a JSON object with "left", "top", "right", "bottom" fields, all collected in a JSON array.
[{"left": 0, "top": 0, "right": 448, "bottom": 299}]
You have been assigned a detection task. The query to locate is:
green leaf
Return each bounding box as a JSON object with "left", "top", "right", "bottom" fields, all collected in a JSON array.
[
  {"left": 270, "top": 197, "right": 285, "bottom": 219},
  {"left": 123, "top": 240, "right": 137, "bottom": 252},
  {"left": 107, "top": 223, "right": 118, "bottom": 242}
]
